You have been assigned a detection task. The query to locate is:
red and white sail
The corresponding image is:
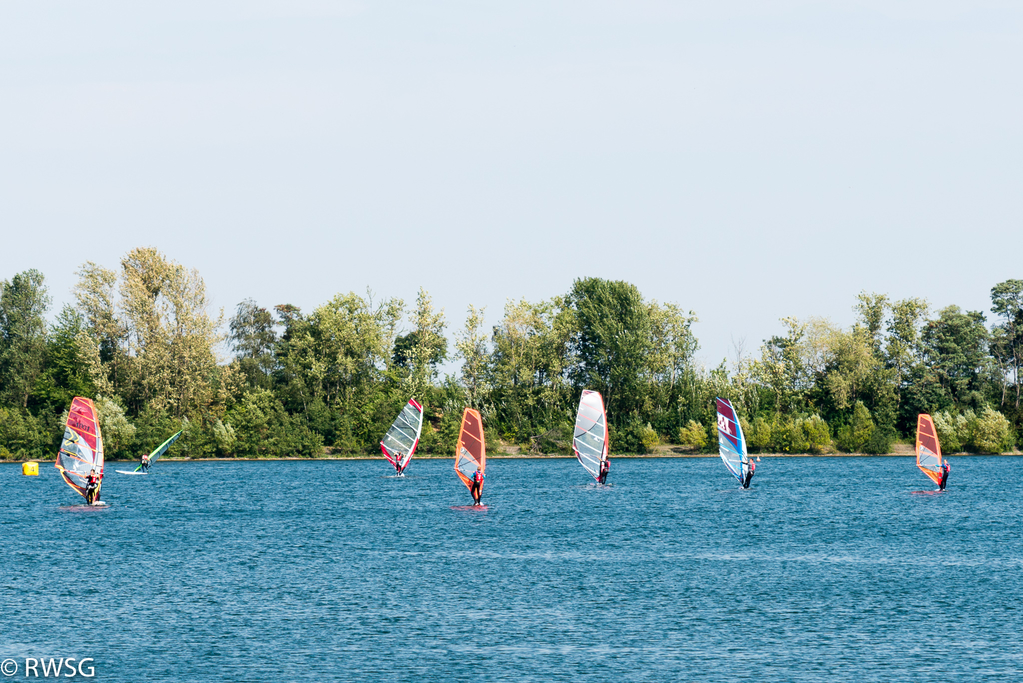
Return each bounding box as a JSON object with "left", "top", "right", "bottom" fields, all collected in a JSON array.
[
  {"left": 455, "top": 408, "right": 486, "bottom": 493},
  {"left": 55, "top": 397, "right": 105, "bottom": 500}
]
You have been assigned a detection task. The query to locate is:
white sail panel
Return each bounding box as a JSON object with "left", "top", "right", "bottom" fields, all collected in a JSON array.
[
  {"left": 381, "top": 399, "right": 424, "bottom": 471},
  {"left": 573, "top": 390, "right": 608, "bottom": 480}
]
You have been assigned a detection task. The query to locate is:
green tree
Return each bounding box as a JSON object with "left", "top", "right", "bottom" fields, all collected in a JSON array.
[
  {"left": 0, "top": 269, "right": 51, "bottom": 408},
  {"left": 854, "top": 291, "right": 889, "bottom": 357},
  {"left": 95, "top": 395, "right": 137, "bottom": 459},
  {"left": 399, "top": 288, "right": 444, "bottom": 399},
  {"left": 835, "top": 401, "right": 874, "bottom": 452},
  {"left": 490, "top": 297, "right": 574, "bottom": 443},
  {"left": 455, "top": 305, "right": 489, "bottom": 409},
  {"left": 117, "top": 247, "right": 225, "bottom": 419},
  {"left": 920, "top": 306, "right": 989, "bottom": 408},
  {"left": 644, "top": 302, "right": 700, "bottom": 436},
  {"left": 229, "top": 299, "right": 278, "bottom": 388},
  {"left": 885, "top": 297, "right": 929, "bottom": 431},
  {"left": 970, "top": 407, "right": 1012, "bottom": 454},
  {"left": 990, "top": 279, "right": 1023, "bottom": 409},
  {"left": 73, "top": 261, "right": 124, "bottom": 393},
  {"left": 35, "top": 306, "right": 96, "bottom": 412},
  {"left": 568, "top": 278, "right": 650, "bottom": 423}
]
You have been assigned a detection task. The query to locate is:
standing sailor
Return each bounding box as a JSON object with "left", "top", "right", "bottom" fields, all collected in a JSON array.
[
  {"left": 393, "top": 451, "right": 404, "bottom": 476},
  {"left": 742, "top": 459, "right": 756, "bottom": 489},
  {"left": 939, "top": 460, "right": 951, "bottom": 490},
  {"left": 597, "top": 458, "right": 610, "bottom": 485},
  {"left": 85, "top": 468, "right": 101, "bottom": 504},
  {"left": 470, "top": 466, "right": 485, "bottom": 505},
  {"left": 140, "top": 452, "right": 151, "bottom": 473}
]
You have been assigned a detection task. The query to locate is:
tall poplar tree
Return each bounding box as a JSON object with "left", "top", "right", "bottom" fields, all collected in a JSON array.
[{"left": 0, "top": 269, "right": 51, "bottom": 408}]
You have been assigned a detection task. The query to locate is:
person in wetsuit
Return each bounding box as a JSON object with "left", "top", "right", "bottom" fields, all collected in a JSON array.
[
  {"left": 742, "top": 459, "right": 756, "bottom": 489},
  {"left": 85, "top": 468, "right": 100, "bottom": 504},
  {"left": 470, "top": 466, "right": 485, "bottom": 505},
  {"left": 393, "top": 451, "right": 404, "bottom": 476},
  {"left": 939, "top": 460, "right": 951, "bottom": 490},
  {"left": 140, "top": 452, "right": 151, "bottom": 473},
  {"left": 597, "top": 458, "right": 610, "bottom": 485}
]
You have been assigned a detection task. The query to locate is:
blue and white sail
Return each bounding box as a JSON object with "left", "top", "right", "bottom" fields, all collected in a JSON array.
[{"left": 716, "top": 397, "right": 749, "bottom": 484}]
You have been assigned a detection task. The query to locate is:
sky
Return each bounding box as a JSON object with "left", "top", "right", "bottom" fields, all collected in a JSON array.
[{"left": 1, "top": 0, "right": 1020, "bottom": 372}]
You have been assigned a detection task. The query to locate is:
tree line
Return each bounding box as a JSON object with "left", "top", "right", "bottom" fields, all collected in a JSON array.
[{"left": 1, "top": 247, "right": 1020, "bottom": 460}]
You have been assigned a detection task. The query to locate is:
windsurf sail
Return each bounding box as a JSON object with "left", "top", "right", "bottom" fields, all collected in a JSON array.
[
  {"left": 916, "top": 414, "right": 943, "bottom": 486},
  {"left": 455, "top": 408, "right": 486, "bottom": 493},
  {"left": 573, "top": 390, "right": 608, "bottom": 480},
  {"left": 134, "top": 430, "right": 183, "bottom": 471},
  {"left": 380, "top": 399, "right": 424, "bottom": 472},
  {"left": 716, "top": 397, "right": 748, "bottom": 485},
  {"left": 55, "top": 397, "right": 105, "bottom": 500}
]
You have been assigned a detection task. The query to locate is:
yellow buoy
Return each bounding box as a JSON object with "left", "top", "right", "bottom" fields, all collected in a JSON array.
[{"left": 22, "top": 461, "right": 39, "bottom": 476}]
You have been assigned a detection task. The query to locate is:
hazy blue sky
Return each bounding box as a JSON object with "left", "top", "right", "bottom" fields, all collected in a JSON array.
[{"left": 2, "top": 1, "right": 1020, "bottom": 370}]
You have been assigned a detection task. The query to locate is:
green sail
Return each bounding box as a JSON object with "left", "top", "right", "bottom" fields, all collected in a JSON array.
[{"left": 135, "top": 430, "right": 183, "bottom": 471}]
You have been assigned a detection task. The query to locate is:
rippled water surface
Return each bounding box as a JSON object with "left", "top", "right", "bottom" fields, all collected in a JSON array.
[{"left": 2, "top": 456, "right": 1021, "bottom": 682}]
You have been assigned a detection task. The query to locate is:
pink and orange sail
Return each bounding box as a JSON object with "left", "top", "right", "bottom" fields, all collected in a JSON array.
[
  {"left": 915, "top": 414, "right": 943, "bottom": 486},
  {"left": 455, "top": 408, "right": 486, "bottom": 497},
  {"left": 55, "top": 397, "right": 105, "bottom": 500}
]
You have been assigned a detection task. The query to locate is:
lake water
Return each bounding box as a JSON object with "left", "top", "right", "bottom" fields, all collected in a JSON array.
[{"left": 2, "top": 456, "right": 1021, "bottom": 682}]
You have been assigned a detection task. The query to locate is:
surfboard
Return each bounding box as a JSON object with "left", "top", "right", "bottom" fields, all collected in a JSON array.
[{"left": 116, "top": 470, "right": 148, "bottom": 475}]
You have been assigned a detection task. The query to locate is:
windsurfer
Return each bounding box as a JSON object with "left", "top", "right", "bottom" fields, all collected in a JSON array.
[
  {"left": 140, "top": 452, "right": 151, "bottom": 473},
  {"left": 939, "top": 460, "right": 951, "bottom": 490},
  {"left": 597, "top": 458, "right": 610, "bottom": 485},
  {"left": 470, "top": 466, "right": 485, "bottom": 505},
  {"left": 742, "top": 460, "right": 756, "bottom": 489},
  {"left": 85, "top": 468, "right": 100, "bottom": 504}
]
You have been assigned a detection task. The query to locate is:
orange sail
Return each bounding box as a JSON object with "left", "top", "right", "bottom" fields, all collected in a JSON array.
[
  {"left": 455, "top": 408, "right": 486, "bottom": 493},
  {"left": 916, "top": 414, "right": 943, "bottom": 486}
]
